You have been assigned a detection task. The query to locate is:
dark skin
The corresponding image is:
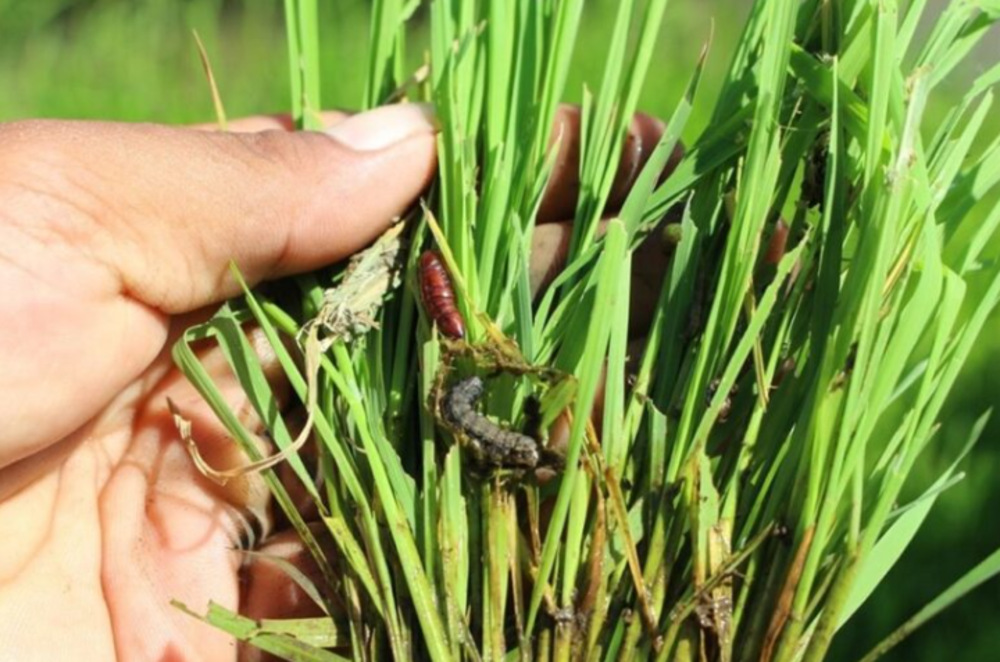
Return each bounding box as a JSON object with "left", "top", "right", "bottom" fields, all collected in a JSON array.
[{"left": 0, "top": 104, "right": 675, "bottom": 661}]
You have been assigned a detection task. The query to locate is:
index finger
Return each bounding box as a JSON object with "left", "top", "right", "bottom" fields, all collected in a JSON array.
[{"left": 537, "top": 105, "right": 683, "bottom": 224}]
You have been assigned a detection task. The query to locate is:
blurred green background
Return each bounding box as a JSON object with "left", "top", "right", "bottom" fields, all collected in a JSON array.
[{"left": 1, "top": 1, "right": 996, "bottom": 659}]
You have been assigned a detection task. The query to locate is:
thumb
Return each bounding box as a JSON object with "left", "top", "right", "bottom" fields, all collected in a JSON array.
[{"left": 72, "top": 103, "right": 438, "bottom": 313}]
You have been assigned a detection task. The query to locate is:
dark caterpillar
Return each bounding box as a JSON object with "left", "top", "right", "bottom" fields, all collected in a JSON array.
[
  {"left": 419, "top": 250, "right": 465, "bottom": 339},
  {"left": 443, "top": 376, "right": 539, "bottom": 471}
]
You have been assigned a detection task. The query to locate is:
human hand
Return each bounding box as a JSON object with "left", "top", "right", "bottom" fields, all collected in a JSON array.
[
  {"left": 0, "top": 104, "right": 675, "bottom": 661},
  {"left": 0, "top": 105, "right": 438, "bottom": 661}
]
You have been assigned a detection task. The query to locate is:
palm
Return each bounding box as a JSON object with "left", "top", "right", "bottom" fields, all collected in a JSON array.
[{"left": 0, "top": 343, "right": 251, "bottom": 661}]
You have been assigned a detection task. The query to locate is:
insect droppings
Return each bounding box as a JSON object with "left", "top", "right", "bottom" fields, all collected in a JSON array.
[
  {"left": 419, "top": 250, "right": 465, "bottom": 339},
  {"left": 443, "top": 376, "right": 540, "bottom": 471}
]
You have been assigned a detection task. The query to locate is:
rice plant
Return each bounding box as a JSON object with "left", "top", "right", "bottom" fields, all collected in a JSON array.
[{"left": 172, "top": 0, "right": 1000, "bottom": 660}]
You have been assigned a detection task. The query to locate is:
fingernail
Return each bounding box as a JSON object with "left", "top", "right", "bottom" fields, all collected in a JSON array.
[{"left": 326, "top": 103, "right": 436, "bottom": 151}]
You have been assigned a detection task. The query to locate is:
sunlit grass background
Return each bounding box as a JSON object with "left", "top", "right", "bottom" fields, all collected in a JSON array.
[{"left": 2, "top": 1, "right": 997, "bottom": 659}]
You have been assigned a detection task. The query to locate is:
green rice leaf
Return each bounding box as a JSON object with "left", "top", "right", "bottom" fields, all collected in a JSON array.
[
  {"left": 172, "top": 601, "right": 349, "bottom": 662},
  {"left": 858, "top": 544, "right": 1000, "bottom": 662}
]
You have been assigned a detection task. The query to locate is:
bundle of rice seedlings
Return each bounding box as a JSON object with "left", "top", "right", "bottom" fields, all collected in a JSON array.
[{"left": 172, "top": 0, "right": 1000, "bottom": 660}]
